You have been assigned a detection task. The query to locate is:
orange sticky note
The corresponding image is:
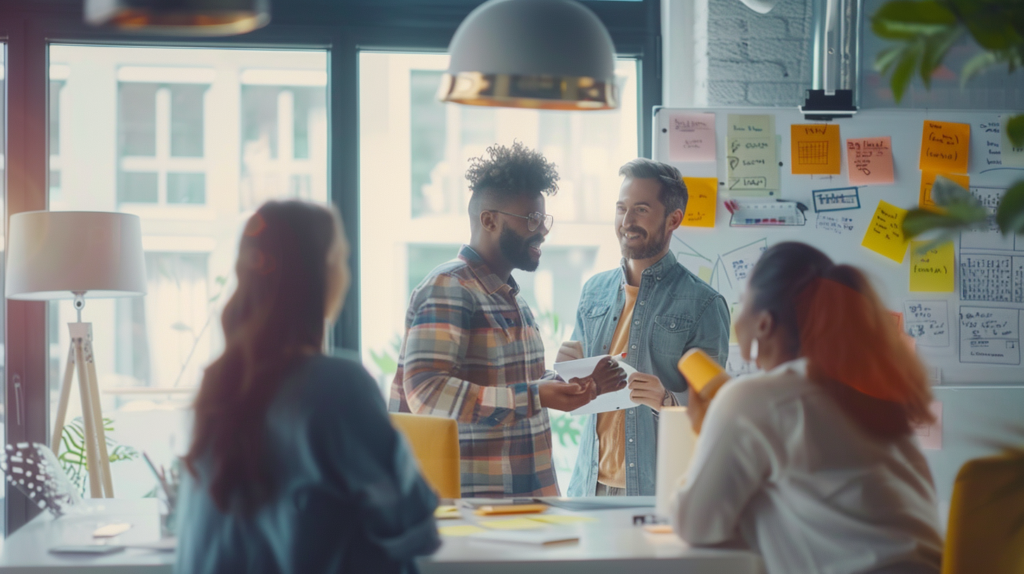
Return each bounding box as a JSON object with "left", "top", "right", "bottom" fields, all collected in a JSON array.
[
  {"left": 681, "top": 177, "right": 718, "bottom": 227},
  {"left": 846, "top": 137, "right": 894, "bottom": 185},
  {"left": 791, "top": 124, "right": 841, "bottom": 174},
  {"left": 920, "top": 120, "right": 970, "bottom": 173},
  {"left": 919, "top": 172, "right": 970, "bottom": 212},
  {"left": 861, "top": 200, "right": 909, "bottom": 263}
]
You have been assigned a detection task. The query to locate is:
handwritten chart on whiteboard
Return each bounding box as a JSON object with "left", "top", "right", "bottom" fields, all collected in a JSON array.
[{"left": 655, "top": 106, "right": 1024, "bottom": 384}]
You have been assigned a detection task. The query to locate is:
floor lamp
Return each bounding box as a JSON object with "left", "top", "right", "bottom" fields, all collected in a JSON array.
[{"left": 6, "top": 211, "right": 147, "bottom": 498}]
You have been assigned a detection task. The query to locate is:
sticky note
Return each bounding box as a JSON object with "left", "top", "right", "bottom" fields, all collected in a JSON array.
[
  {"left": 1002, "top": 114, "right": 1024, "bottom": 168},
  {"left": 846, "top": 137, "right": 894, "bottom": 185},
  {"left": 479, "top": 518, "right": 547, "bottom": 530},
  {"left": 698, "top": 266, "right": 713, "bottom": 283},
  {"left": 670, "top": 113, "right": 717, "bottom": 162},
  {"left": 528, "top": 515, "right": 597, "bottom": 525},
  {"left": 920, "top": 120, "right": 970, "bottom": 173},
  {"left": 910, "top": 241, "right": 955, "bottom": 292},
  {"left": 861, "top": 200, "right": 909, "bottom": 263},
  {"left": 726, "top": 114, "right": 779, "bottom": 197},
  {"left": 914, "top": 401, "right": 943, "bottom": 450},
  {"left": 440, "top": 525, "right": 485, "bottom": 537},
  {"left": 435, "top": 506, "right": 461, "bottom": 519},
  {"left": 919, "top": 172, "right": 970, "bottom": 212},
  {"left": 681, "top": 177, "right": 718, "bottom": 227},
  {"left": 791, "top": 124, "right": 841, "bottom": 175}
]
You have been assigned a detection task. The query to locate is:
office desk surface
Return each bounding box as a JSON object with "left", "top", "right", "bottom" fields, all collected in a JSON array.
[{"left": 420, "top": 505, "right": 765, "bottom": 574}]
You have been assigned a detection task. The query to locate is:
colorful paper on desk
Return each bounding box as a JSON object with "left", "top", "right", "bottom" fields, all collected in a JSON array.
[
  {"left": 440, "top": 525, "right": 485, "bottom": 537},
  {"left": 726, "top": 114, "right": 779, "bottom": 197},
  {"left": 669, "top": 113, "right": 717, "bottom": 162},
  {"left": 791, "top": 124, "right": 841, "bottom": 175},
  {"left": 480, "top": 518, "right": 547, "bottom": 530},
  {"left": 920, "top": 120, "right": 970, "bottom": 173},
  {"left": 528, "top": 515, "right": 597, "bottom": 525},
  {"left": 553, "top": 355, "right": 639, "bottom": 415},
  {"left": 861, "top": 201, "right": 909, "bottom": 263},
  {"left": 919, "top": 172, "right": 970, "bottom": 212},
  {"left": 1001, "top": 114, "right": 1024, "bottom": 168},
  {"left": 846, "top": 137, "right": 894, "bottom": 185},
  {"left": 910, "top": 241, "right": 955, "bottom": 292},
  {"left": 468, "top": 529, "right": 580, "bottom": 546},
  {"left": 681, "top": 177, "right": 717, "bottom": 227},
  {"left": 435, "top": 505, "right": 461, "bottom": 519}
]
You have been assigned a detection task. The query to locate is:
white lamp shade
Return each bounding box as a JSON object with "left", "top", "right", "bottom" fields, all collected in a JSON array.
[
  {"left": 438, "top": 0, "right": 619, "bottom": 110},
  {"left": 5, "top": 211, "right": 147, "bottom": 300}
]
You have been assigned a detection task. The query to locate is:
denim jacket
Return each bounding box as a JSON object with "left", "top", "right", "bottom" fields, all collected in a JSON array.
[{"left": 566, "top": 250, "right": 730, "bottom": 497}]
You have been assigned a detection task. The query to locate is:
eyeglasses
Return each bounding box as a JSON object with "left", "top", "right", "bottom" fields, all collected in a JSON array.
[{"left": 490, "top": 210, "right": 554, "bottom": 232}]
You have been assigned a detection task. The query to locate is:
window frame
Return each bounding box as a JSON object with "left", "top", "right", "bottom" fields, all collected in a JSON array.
[{"left": 0, "top": 0, "right": 660, "bottom": 534}]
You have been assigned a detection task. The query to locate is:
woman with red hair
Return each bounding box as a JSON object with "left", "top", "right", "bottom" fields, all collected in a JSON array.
[{"left": 673, "top": 242, "right": 942, "bottom": 574}]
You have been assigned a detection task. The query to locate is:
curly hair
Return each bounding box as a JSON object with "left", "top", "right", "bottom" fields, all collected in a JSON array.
[{"left": 466, "top": 141, "right": 559, "bottom": 198}]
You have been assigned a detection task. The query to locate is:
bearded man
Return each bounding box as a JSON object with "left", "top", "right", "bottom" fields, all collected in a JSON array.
[{"left": 561, "top": 158, "right": 730, "bottom": 497}]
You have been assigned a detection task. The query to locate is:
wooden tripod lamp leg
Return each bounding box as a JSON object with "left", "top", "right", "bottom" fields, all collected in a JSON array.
[
  {"left": 71, "top": 328, "right": 104, "bottom": 499},
  {"left": 51, "top": 343, "right": 77, "bottom": 456},
  {"left": 82, "top": 333, "right": 114, "bottom": 498}
]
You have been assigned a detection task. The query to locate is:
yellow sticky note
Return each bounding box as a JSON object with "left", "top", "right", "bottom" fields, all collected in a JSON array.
[
  {"left": 480, "top": 518, "right": 547, "bottom": 530},
  {"left": 435, "top": 506, "right": 461, "bottom": 520},
  {"left": 440, "top": 524, "right": 485, "bottom": 537},
  {"left": 919, "top": 172, "right": 970, "bottom": 212},
  {"left": 920, "top": 120, "right": 970, "bottom": 173},
  {"left": 791, "top": 124, "right": 841, "bottom": 175},
  {"left": 681, "top": 177, "right": 718, "bottom": 227},
  {"left": 861, "top": 200, "right": 909, "bottom": 263},
  {"left": 528, "top": 515, "right": 597, "bottom": 525},
  {"left": 910, "top": 241, "right": 955, "bottom": 292}
]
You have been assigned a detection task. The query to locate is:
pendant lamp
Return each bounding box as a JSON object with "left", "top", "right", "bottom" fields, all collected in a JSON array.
[
  {"left": 85, "top": 0, "right": 270, "bottom": 36},
  {"left": 438, "top": 0, "right": 618, "bottom": 110}
]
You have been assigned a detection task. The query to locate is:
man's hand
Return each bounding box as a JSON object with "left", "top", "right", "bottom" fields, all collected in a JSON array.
[
  {"left": 586, "top": 357, "right": 627, "bottom": 396},
  {"left": 686, "top": 385, "right": 712, "bottom": 434},
  {"left": 628, "top": 372, "right": 668, "bottom": 411},
  {"left": 539, "top": 380, "right": 596, "bottom": 412},
  {"left": 555, "top": 341, "right": 584, "bottom": 363}
]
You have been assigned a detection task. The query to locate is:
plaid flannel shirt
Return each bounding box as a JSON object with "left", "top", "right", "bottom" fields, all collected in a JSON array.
[{"left": 388, "top": 246, "right": 559, "bottom": 498}]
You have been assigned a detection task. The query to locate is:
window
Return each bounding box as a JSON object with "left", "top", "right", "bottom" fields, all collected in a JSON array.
[
  {"left": 47, "top": 45, "right": 328, "bottom": 498},
  {"left": 359, "top": 52, "right": 639, "bottom": 493}
]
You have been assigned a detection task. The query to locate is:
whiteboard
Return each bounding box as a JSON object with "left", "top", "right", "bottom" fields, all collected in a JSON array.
[{"left": 654, "top": 107, "right": 1024, "bottom": 385}]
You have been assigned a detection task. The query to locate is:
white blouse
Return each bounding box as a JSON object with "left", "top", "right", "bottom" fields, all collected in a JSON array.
[{"left": 672, "top": 359, "right": 943, "bottom": 574}]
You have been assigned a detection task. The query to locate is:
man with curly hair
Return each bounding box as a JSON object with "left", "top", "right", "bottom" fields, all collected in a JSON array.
[{"left": 389, "top": 142, "right": 626, "bottom": 498}]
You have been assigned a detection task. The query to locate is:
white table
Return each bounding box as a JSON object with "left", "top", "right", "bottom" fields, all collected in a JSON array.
[
  {"left": 419, "top": 505, "right": 765, "bottom": 574},
  {"left": 0, "top": 499, "right": 174, "bottom": 574}
]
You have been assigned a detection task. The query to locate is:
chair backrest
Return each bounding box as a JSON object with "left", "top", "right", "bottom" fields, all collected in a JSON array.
[
  {"left": 942, "top": 453, "right": 1024, "bottom": 574},
  {"left": 389, "top": 413, "right": 461, "bottom": 499}
]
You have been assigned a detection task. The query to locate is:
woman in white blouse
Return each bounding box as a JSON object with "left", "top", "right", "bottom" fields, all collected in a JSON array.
[{"left": 673, "top": 242, "right": 943, "bottom": 574}]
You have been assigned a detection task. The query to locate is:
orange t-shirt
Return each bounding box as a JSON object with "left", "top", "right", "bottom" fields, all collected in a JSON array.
[{"left": 596, "top": 285, "right": 639, "bottom": 489}]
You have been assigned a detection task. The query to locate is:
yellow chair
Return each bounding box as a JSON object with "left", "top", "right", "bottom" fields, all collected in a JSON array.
[
  {"left": 942, "top": 453, "right": 1024, "bottom": 574},
  {"left": 390, "top": 413, "right": 461, "bottom": 499}
]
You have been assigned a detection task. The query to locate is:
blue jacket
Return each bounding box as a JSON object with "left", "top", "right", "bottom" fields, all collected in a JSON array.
[{"left": 566, "top": 250, "right": 730, "bottom": 496}]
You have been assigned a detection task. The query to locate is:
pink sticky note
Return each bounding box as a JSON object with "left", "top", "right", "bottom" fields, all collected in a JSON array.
[
  {"left": 846, "top": 137, "right": 895, "bottom": 185},
  {"left": 669, "top": 113, "right": 717, "bottom": 163},
  {"left": 914, "top": 401, "right": 943, "bottom": 450}
]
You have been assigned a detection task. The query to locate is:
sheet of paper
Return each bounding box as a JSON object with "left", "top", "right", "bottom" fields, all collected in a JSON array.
[
  {"left": 680, "top": 177, "right": 718, "bottom": 227},
  {"left": 959, "top": 307, "right": 1021, "bottom": 365},
  {"left": 669, "top": 113, "right": 717, "bottom": 162},
  {"left": 919, "top": 172, "right": 970, "bottom": 212},
  {"left": 846, "top": 136, "right": 895, "bottom": 185},
  {"left": 1002, "top": 114, "right": 1024, "bottom": 167},
  {"left": 440, "top": 525, "right": 486, "bottom": 537},
  {"left": 528, "top": 515, "right": 597, "bottom": 525},
  {"left": 719, "top": 239, "right": 768, "bottom": 302},
  {"left": 914, "top": 401, "right": 943, "bottom": 450},
  {"left": 920, "top": 120, "right": 970, "bottom": 173},
  {"left": 479, "top": 518, "right": 547, "bottom": 530},
  {"left": 904, "top": 301, "right": 950, "bottom": 347},
  {"left": 791, "top": 124, "right": 841, "bottom": 175},
  {"left": 435, "top": 506, "right": 462, "bottom": 519},
  {"left": 910, "top": 241, "right": 955, "bottom": 292},
  {"left": 553, "top": 356, "right": 639, "bottom": 416},
  {"left": 861, "top": 201, "right": 909, "bottom": 263},
  {"left": 812, "top": 186, "right": 860, "bottom": 212},
  {"left": 726, "top": 114, "right": 779, "bottom": 196},
  {"left": 815, "top": 213, "right": 856, "bottom": 236},
  {"left": 958, "top": 254, "right": 1022, "bottom": 302}
]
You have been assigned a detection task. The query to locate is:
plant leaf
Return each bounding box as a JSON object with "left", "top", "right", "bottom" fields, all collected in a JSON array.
[
  {"left": 995, "top": 181, "right": 1024, "bottom": 235},
  {"left": 921, "top": 28, "right": 962, "bottom": 88},
  {"left": 960, "top": 51, "right": 1000, "bottom": 87},
  {"left": 875, "top": 46, "right": 905, "bottom": 74},
  {"left": 891, "top": 43, "right": 922, "bottom": 103},
  {"left": 872, "top": 1, "right": 957, "bottom": 40},
  {"left": 1007, "top": 114, "right": 1024, "bottom": 148}
]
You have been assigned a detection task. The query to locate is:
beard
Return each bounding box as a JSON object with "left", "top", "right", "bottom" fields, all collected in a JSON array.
[
  {"left": 499, "top": 224, "right": 544, "bottom": 272},
  {"left": 619, "top": 219, "right": 671, "bottom": 260}
]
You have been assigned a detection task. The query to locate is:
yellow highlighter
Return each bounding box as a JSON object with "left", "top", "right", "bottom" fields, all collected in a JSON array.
[{"left": 677, "top": 348, "right": 730, "bottom": 400}]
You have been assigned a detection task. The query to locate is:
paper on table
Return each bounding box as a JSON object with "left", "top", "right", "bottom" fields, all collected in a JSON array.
[
  {"left": 910, "top": 241, "right": 954, "bottom": 292},
  {"left": 861, "top": 200, "right": 909, "bottom": 263},
  {"left": 919, "top": 172, "right": 970, "bottom": 212},
  {"left": 479, "top": 518, "right": 547, "bottom": 530},
  {"left": 528, "top": 515, "right": 597, "bottom": 525},
  {"left": 681, "top": 177, "right": 718, "bottom": 227},
  {"left": 920, "top": 120, "right": 970, "bottom": 173},
  {"left": 791, "top": 124, "right": 841, "bottom": 175},
  {"left": 669, "top": 113, "right": 717, "bottom": 162},
  {"left": 553, "top": 355, "right": 639, "bottom": 416},
  {"left": 726, "top": 114, "right": 779, "bottom": 196},
  {"left": 1001, "top": 114, "right": 1024, "bottom": 167},
  {"left": 846, "top": 137, "right": 894, "bottom": 185},
  {"left": 440, "top": 525, "right": 485, "bottom": 537},
  {"left": 468, "top": 529, "right": 580, "bottom": 546}
]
